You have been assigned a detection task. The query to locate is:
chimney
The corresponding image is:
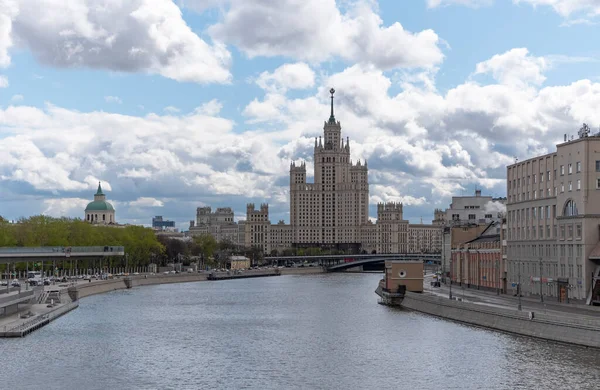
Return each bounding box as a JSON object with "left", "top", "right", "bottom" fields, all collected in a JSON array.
[{"left": 475, "top": 189, "right": 481, "bottom": 197}]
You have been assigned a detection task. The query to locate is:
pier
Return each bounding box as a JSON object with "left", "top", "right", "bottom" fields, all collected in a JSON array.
[{"left": 207, "top": 269, "right": 281, "bottom": 280}]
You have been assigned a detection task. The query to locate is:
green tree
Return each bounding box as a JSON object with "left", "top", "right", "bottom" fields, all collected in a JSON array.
[{"left": 194, "top": 234, "right": 217, "bottom": 260}]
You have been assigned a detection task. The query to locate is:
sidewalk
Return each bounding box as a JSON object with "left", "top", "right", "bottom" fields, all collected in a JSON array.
[{"left": 424, "top": 276, "right": 599, "bottom": 317}]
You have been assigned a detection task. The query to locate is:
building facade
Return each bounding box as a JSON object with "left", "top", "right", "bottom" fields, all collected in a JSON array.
[
  {"left": 436, "top": 190, "right": 506, "bottom": 226},
  {"left": 451, "top": 221, "right": 506, "bottom": 293},
  {"left": 243, "top": 89, "right": 441, "bottom": 255},
  {"left": 506, "top": 124, "right": 600, "bottom": 304},
  {"left": 85, "top": 182, "right": 115, "bottom": 225},
  {"left": 408, "top": 224, "right": 443, "bottom": 253},
  {"left": 188, "top": 207, "right": 244, "bottom": 245},
  {"left": 152, "top": 216, "right": 176, "bottom": 231}
]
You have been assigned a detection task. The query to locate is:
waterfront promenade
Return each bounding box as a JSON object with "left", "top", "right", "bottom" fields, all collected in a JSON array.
[
  {"left": 396, "top": 274, "right": 600, "bottom": 348},
  {"left": 0, "top": 266, "right": 326, "bottom": 337}
]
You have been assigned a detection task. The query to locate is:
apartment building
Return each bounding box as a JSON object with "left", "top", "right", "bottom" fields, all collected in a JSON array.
[{"left": 506, "top": 125, "right": 600, "bottom": 304}]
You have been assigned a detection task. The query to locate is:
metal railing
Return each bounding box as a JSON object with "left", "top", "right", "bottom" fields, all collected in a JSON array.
[{"left": 0, "top": 246, "right": 124, "bottom": 254}]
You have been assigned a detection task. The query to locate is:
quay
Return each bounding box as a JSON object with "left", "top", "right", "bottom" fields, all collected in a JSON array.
[
  {"left": 207, "top": 269, "right": 280, "bottom": 280},
  {"left": 376, "top": 260, "right": 600, "bottom": 349},
  {"left": 0, "top": 266, "right": 325, "bottom": 337}
]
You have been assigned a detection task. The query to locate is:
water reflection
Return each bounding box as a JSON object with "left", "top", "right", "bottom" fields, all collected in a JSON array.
[{"left": 1, "top": 273, "right": 599, "bottom": 390}]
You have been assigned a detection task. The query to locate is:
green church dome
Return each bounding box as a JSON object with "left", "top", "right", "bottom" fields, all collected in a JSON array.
[
  {"left": 85, "top": 182, "right": 115, "bottom": 211},
  {"left": 85, "top": 200, "right": 115, "bottom": 211}
]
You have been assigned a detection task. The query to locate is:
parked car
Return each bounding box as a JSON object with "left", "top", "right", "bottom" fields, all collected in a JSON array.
[{"left": 11, "top": 279, "right": 20, "bottom": 287}]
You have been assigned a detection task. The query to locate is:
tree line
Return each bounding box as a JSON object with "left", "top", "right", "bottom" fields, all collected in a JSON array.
[{"left": 0, "top": 215, "right": 266, "bottom": 272}]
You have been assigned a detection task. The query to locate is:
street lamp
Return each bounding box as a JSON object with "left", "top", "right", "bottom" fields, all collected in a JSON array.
[
  {"left": 517, "top": 261, "right": 522, "bottom": 311},
  {"left": 449, "top": 258, "right": 453, "bottom": 300},
  {"left": 539, "top": 258, "right": 544, "bottom": 303},
  {"left": 496, "top": 259, "right": 500, "bottom": 296}
]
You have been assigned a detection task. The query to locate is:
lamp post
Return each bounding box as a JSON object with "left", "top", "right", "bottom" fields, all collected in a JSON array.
[
  {"left": 496, "top": 259, "right": 500, "bottom": 296},
  {"left": 539, "top": 258, "right": 544, "bottom": 303},
  {"left": 449, "top": 257, "right": 453, "bottom": 300},
  {"left": 517, "top": 261, "right": 522, "bottom": 311}
]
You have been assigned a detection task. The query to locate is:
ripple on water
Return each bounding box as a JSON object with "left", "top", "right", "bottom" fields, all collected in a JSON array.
[{"left": 1, "top": 273, "right": 599, "bottom": 390}]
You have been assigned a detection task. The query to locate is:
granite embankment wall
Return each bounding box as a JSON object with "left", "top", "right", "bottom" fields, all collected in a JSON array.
[
  {"left": 75, "top": 268, "right": 326, "bottom": 299},
  {"left": 401, "top": 292, "right": 600, "bottom": 348},
  {"left": 77, "top": 274, "right": 209, "bottom": 299}
]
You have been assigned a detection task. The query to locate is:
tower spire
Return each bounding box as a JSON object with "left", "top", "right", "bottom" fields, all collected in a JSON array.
[
  {"left": 328, "top": 88, "right": 336, "bottom": 124},
  {"left": 96, "top": 181, "right": 103, "bottom": 195}
]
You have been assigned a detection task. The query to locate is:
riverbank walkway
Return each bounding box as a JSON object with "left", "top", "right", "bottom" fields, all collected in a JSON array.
[{"left": 423, "top": 274, "right": 600, "bottom": 317}]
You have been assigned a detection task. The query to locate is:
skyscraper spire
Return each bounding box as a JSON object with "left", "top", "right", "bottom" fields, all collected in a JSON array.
[{"left": 328, "top": 88, "right": 336, "bottom": 124}]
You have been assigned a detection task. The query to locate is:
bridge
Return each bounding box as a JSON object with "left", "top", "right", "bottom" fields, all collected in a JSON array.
[
  {"left": 268, "top": 253, "right": 441, "bottom": 271},
  {"left": 0, "top": 246, "right": 125, "bottom": 263}
]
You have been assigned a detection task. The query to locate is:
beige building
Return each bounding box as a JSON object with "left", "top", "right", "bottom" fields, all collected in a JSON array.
[
  {"left": 244, "top": 89, "right": 441, "bottom": 255},
  {"left": 188, "top": 207, "right": 245, "bottom": 245},
  {"left": 506, "top": 124, "right": 600, "bottom": 304},
  {"left": 408, "top": 224, "right": 442, "bottom": 253}
]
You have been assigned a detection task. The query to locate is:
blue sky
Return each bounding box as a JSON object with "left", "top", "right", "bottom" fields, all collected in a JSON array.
[{"left": 1, "top": 0, "right": 600, "bottom": 229}]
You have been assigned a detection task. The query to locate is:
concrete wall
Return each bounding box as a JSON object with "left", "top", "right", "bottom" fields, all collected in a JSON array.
[
  {"left": 401, "top": 292, "right": 600, "bottom": 348},
  {"left": 77, "top": 274, "right": 209, "bottom": 299}
]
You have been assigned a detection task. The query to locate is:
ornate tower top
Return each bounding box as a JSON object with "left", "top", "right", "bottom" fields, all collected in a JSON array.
[{"left": 328, "top": 88, "right": 336, "bottom": 124}]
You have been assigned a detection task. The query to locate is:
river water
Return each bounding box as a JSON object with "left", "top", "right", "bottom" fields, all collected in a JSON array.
[{"left": 1, "top": 273, "right": 599, "bottom": 390}]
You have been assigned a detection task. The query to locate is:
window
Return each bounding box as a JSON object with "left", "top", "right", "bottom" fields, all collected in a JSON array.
[
  {"left": 576, "top": 161, "right": 581, "bottom": 172},
  {"left": 597, "top": 178, "right": 600, "bottom": 189},
  {"left": 596, "top": 160, "right": 600, "bottom": 172},
  {"left": 568, "top": 164, "right": 572, "bottom": 174},
  {"left": 545, "top": 205, "right": 549, "bottom": 219},
  {"left": 533, "top": 190, "right": 537, "bottom": 199},
  {"left": 533, "top": 174, "right": 537, "bottom": 184},
  {"left": 568, "top": 181, "right": 572, "bottom": 191},
  {"left": 576, "top": 225, "right": 582, "bottom": 239},
  {"left": 577, "top": 179, "right": 581, "bottom": 190},
  {"left": 468, "top": 214, "right": 476, "bottom": 220},
  {"left": 560, "top": 225, "right": 565, "bottom": 239},
  {"left": 568, "top": 225, "right": 573, "bottom": 239},
  {"left": 560, "top": 183, "right": 564, "bottom": 193},
  {"left": 547, "top": 171, "right": 551, "bottom": 181},
  {"left": 485, "top": 214, "right": 492, "bottom": 219},
  {"left": 541, "top": 173, "right": 544, "bottom": 182},
  {"left": 560, "top": 165, "right": 564, "bottom": 175},
  {"left": 563, "top": 200, "right": 578, "bottom": 216}
]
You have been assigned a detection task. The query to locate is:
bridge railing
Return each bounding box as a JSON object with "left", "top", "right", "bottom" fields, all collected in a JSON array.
[{"left": 0, "top": 246, "right": 125, "bottom": 254}]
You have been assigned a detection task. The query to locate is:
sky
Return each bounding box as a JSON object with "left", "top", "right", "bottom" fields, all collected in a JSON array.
[{"left": 1, "top": 0, "right": 600, "bottom": 230}]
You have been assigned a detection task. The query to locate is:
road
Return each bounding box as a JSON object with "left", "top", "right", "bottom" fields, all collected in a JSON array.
[{"left": 423, "top": 274, "right": 600, "bottom": 318}]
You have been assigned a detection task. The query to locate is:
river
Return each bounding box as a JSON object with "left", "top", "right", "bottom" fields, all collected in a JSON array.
[{"left": 1, "top": 273, "right": 599, "bottom": 390}]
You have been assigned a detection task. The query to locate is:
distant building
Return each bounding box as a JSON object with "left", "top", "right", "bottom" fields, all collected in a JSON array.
[
  {"left": 436, "top": 190, "right": 506, "bottom": 226},
  {"left": 189, "top": 206, "right": 245, "bottom": 246},
  {"left": 152, "top": 216, "right": 175, "bottom": 231},
  {"left": 451, "top": 221, "right": 505, "bottom": 292},
  {"left": 85, "top": 182, "right": 115, "bottom": 225},
  {"left": 407, "top": 224, "right": 442, "bottom": 253},
  {"left": 244, "top": 89, "right": 441, "bottom": 255},
  {"left": 229, "top": 256, "right": 250, "bottom": 270}
]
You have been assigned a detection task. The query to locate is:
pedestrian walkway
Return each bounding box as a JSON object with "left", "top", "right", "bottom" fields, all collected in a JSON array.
[{"left": 423, "top": 275, "right": 599, "bottom": 317}]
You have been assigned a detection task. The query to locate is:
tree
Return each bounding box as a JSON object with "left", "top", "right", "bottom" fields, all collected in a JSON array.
[{"left": 194, "top": 234, "right": 217, "bottom": 261}]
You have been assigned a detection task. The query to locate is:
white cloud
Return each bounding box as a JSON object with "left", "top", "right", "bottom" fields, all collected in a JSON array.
[
  {"left": 0, "top": 75, "right": 7, "bottom": 87},
  {"left": 129, "top": 197, "right": 164, "bottom": 207},
  {"left": 427, "top": 0, "right": 493, "bottom": 7},
  {"left": 194, "top": 99, "right": 222, "bottom": 116},
  {"left": 104, "top": 96, "right": 122, "bottom": 104},
  {"left": 516, "top": 0, "right": 600, "bottom": 18},
  {"left": 10, "top": 94, "right": 23, "bottom": 102},
  {"left": 3, "top": 0, "right": 231, "bottom": 84},
  {"left": 474, "top": 48, "right": 548, "bottom": 88},
  {"left": 206, "top": 0, "right": 443, "bottom": 70},
  {"left": 428, "top": 0, "right": 600, "bottom": 20},
  {"left": 164, "top": 106, "right": 181, "bottom": 113},
  {"left": 484, "top": 200, "right": 507, "bottom": 215},
  {"left": 255, "top": 63, "right": 315, "bottom": 92},
  {"left": 43, "top": 198, "right": 90, "bottom": 217}
]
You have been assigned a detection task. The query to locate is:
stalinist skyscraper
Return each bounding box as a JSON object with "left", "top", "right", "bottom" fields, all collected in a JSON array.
[{"left": 289, "top": 88, "right": 369, "bottom": 251}]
